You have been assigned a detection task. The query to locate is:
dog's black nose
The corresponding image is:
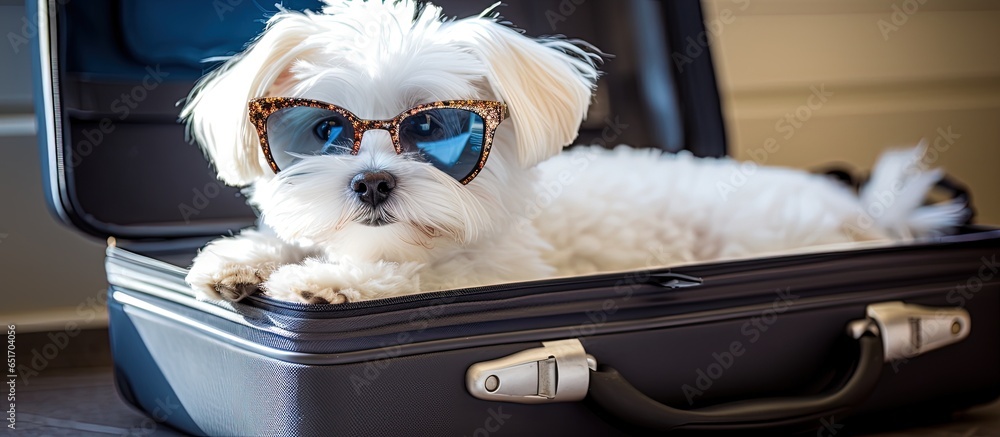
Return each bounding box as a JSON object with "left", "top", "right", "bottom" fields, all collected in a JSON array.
[{"left": 351, "top": 171, "right": 396, "bottom": 207}]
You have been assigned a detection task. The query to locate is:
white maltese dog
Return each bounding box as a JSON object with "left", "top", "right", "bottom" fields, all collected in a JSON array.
[{"left": 183, "top": 0, "right": 967, "bottom": 304}]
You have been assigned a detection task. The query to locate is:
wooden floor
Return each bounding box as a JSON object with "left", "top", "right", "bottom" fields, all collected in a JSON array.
[
  {"left": 13, "top": 367, "right": 184, "bottom": 436},
  {"left": 8, "top": 329, "right": 1000, "bottom": 436}
]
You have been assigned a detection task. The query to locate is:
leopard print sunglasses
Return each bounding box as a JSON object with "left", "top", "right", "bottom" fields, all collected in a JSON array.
[{"left": 248, "top": 98, "right": 509, "bottom": 184}]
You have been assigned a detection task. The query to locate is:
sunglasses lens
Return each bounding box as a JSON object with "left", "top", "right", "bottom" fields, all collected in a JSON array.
[
  {"left": 399, "top": 108, "right": 486, "bottom": 181},
  {"left": 265, "top": 106, "right": 355, "bottom": 170}
]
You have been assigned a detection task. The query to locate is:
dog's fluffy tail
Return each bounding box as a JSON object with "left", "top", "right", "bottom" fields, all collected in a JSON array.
[{"left": 860, "top": 141, "right": 970, "bottom": 239}]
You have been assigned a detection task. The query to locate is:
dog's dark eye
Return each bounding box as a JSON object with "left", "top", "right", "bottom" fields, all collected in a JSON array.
[
  {"left": 314, "top": 117, "right": 351, "bottom": 154},
  {"left": 315, "top": 118, "right": 345, "bottom": 141}
]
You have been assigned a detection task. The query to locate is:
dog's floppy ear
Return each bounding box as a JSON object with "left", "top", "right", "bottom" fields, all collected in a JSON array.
[
  {"left": 181, "top": 12, "right": 323, "bottom": 186},
  {"left": 443, "top": 15, "right": 601, "bottom": 168}
]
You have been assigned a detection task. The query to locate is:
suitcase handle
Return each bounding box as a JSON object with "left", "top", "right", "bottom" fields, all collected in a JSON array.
[{"left": 587, "top": 329, "right": 884, "bottom": 432}]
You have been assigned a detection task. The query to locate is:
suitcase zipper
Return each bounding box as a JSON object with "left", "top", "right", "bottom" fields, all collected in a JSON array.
[
  {"left": 239, "top": 243, "right": 989, "bottom": 315},
  {"left": 107, "top": 241, "right": 988, "bottom": 319},
  {"left": 243, "top": 271, "right": 704, "bottom": 313}
]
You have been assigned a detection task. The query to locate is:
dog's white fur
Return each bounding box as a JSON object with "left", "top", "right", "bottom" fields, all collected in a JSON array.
[{"left": 182, "top": 0, "right": 967, "bottom": 304}]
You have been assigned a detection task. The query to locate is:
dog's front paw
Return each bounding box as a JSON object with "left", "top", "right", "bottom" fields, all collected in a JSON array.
[
  {"left": 262, "top": 262, "right": 358, "bottom": 304},
  {"left": 262, "top": 259, "right": 422, "bottom": 304},
  {"left": 186, "top": 252, "right": 279, "bottom": 302}
]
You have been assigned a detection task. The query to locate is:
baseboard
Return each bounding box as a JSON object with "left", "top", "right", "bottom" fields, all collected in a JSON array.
[
  {"left": 0, "top": 114, "right": 36, "bottom": 137},
  {"left": 1, "top": 306, "right": 109, "bottom": 333}
]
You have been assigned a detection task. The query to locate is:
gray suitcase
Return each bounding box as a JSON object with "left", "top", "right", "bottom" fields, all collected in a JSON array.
[{"left": 31, "top": 0, "right": 1000, "bottom": 435}]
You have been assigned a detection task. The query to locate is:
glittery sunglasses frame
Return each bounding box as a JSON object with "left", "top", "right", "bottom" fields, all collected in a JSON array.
[{"left": 248, "top": 97, "right": 509, "bottom": 185}]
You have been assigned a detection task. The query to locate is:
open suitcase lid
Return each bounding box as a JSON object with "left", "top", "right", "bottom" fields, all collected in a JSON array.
[{"left": 31, "top": 0, "right": 727, "bottom": 244}]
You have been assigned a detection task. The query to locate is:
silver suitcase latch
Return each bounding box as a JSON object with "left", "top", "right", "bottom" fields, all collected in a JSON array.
[
  {"left": 851, "top": 301, "right": 972, "bottom": 362},
  {"left": 466, "top": 339, "right": 596, "bottom": 404}
]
